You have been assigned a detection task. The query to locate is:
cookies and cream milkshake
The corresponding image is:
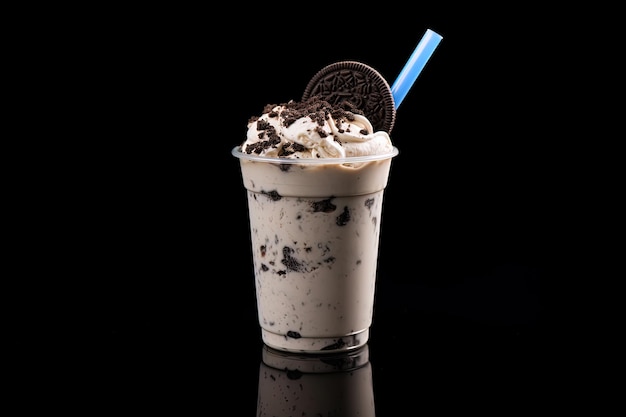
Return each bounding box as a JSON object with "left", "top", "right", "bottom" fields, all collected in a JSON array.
[{"left": 233, "top": 91, "right": 398, "bottom": 353}]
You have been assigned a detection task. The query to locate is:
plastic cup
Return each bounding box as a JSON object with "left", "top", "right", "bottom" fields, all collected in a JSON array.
[{"left": 232, "top": 146, "right": 399, "bottom": 354}]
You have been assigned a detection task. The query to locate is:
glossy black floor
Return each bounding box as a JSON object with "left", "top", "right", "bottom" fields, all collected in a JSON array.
[{"left": 8, "top": 258, "right": 546, "bottom": 413}]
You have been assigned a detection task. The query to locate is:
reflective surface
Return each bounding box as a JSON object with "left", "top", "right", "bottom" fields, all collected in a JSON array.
[
  {"left": 20, "top": 271, "right": 543, "bottom": 414},
  {"left": 258, "top": 345, "right": 374, "bottom": 416}
]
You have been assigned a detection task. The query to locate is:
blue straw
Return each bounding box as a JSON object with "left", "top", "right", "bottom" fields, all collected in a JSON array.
[{"left": 391, "top": 29, "right": 443, "bottom": 109}]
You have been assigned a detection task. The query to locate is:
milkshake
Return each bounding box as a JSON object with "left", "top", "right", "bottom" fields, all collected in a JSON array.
[
  {"left": 233, "top": 30, "right": 443, "bottom": 352},
  {"left": 233, "top": 93, "right": 398, "bottom": 353}
]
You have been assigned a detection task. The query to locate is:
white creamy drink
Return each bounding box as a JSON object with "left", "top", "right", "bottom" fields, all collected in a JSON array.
[{"left": 233, "top": 96, "right": 398, "bottom": 353}]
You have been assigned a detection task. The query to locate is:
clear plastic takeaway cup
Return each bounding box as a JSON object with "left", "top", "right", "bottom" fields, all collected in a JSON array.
[{"left": 232, "top": 146, "right": 399, "bottom": 354}]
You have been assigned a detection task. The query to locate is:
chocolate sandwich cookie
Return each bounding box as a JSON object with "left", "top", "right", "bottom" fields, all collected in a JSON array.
[{"left": 302, "top": 61, "right": 396, "bottom": 134}]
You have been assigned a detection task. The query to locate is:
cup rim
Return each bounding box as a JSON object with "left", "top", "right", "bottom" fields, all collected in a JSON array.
[{"left": 231, "top": 146, "right": 399, "bottom": 165}]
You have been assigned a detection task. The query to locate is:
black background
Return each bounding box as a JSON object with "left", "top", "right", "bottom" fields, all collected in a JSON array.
[{"left": 9, "top": 2, "right": 585, "bottom": 414}]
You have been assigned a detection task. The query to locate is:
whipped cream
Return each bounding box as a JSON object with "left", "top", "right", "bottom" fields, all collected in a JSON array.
[{"left": 242, "top": 97, "right": 394, "bottom": 159}]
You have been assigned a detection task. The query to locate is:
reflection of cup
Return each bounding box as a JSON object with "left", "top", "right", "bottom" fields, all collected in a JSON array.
[
  {"left": 232, "top": 147, "right": 399, "bottom": 353},
  {"left": 257, "top": 344, "right": 375, "bottom": 416}
]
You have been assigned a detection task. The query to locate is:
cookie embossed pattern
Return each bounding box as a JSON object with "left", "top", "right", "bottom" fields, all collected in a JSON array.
[{"left": 302, "top": 61, "right": 396, "bottom": 134}]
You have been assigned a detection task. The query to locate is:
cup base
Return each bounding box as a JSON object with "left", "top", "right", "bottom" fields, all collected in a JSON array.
[{"left": 261, "top": 329, "right": 369, "bottom": 354}]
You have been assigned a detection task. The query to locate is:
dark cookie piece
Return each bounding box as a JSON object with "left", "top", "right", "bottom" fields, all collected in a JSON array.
[
  {"left": 311, "top": 198, "right": 337, "bottom": 213},
  {"left": 335, "top": 206, "right": 351, "bottom": 226},
  {"left": 302, "top": 61, "right": 396, "bottom": 134},
  {"left": 321, "top": 338, "right": 347, "bottom": 351}
]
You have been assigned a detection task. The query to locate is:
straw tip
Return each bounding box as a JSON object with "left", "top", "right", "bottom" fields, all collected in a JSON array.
[{"left": 390, "top": 28, "right": 444, "bottom": 109}]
